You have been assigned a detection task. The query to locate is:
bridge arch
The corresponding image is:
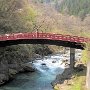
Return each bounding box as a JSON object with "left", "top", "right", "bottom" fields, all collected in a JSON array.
[{"left": 0, "top": 32, "right": 87, "bottom": 49}]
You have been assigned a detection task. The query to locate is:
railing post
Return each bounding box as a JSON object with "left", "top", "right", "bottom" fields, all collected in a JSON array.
[
  {"left": 36, "top": 29, "right": 38, "bottom": 38},
  {"left": 70, "top": 48, "right": 75, "bottom": 69}
]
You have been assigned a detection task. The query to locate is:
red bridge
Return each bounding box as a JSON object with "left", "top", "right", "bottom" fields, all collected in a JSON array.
[{"left": 0, "top": 32, "right": 89, "bottom": 49}]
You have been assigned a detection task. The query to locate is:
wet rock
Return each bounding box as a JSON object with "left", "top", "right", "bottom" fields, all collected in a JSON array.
[
  {"left": 22, "top": 63, "right": 36, "bottom": 72},
  {"left": 9, "top": 64, "right": 21, "bottom": 72},
  {"left": 51, "top": 68, "right": 72, "bottom": 86},
  {"left": 33, "top": 54, "right": 42, "bottom": 60},
  {"left": 41, "top": 63, "right": 46, "bottom": 65},
  {"left": 75, "top": 64, "right": 85, "bottom": 72},
  {"left": 0, "top": 58, "right": 10, "bottom": 85},
  {"left": 52, "top": 61, "right": 56, "bottom": 63},
  {"left": 9, "top": 69, "right": 17, "bottom": 78},
  {"left": 0, "top": 74, "right": 9, "bottom": 85}
]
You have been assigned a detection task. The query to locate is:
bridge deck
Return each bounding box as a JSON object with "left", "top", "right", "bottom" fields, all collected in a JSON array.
[
  {"left": 0, "top": 32, "right": 89, "bottom": 43},
  {"left": 0, "top": 32, "right": 89, "bottom": 49}
]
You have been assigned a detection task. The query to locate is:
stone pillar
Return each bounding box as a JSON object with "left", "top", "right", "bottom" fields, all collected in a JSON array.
[{"left": 70, "top": 48, "right": 75, "bottom": 69}]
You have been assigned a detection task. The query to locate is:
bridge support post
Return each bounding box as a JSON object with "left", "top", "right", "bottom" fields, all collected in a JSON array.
[{"left": 70, "top": 48, "right": 75, "bottom": 69}]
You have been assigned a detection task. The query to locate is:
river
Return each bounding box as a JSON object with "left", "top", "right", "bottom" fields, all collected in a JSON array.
[{"left": 0, "top": 49, "right": 82, "bottom": 90}]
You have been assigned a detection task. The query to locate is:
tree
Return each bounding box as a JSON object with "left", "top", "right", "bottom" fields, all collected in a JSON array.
[
  {"left": 56, "top": 0, "right": 90, "bottom": 20},
  {"left": 0, "top": 0, "right": 37, "bottom": 34}
]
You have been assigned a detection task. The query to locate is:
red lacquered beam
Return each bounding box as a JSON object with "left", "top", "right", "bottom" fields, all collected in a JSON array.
[{"left": 0, "top": 32, "right": 89, "bottom": 44}]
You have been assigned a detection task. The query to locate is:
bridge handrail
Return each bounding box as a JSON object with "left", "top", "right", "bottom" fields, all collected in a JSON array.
[{"left": 0, "top": 32, "right": 89, "bottom": 43}]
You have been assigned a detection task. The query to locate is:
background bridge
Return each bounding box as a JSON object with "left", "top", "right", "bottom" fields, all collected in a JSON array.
[{"left": 0, "top": 32, "right": 89, "bottom": 49}]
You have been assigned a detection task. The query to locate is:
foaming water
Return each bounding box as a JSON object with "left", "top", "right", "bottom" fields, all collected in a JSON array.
[
  {"left": 0, "top": 54, "right": 65, "bottom": 90},
  {"left": 33, "top": 57, "right": 65, "bottom": 75}
]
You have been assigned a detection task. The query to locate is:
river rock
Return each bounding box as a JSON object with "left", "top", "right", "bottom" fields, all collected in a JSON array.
[
  {"left": 9, "top": 69, "right": 17, "bottom": 79},
  {"left": 33, "top": 54, "right": 42, "bottom": 59},
  {"left": 22, "top": 63, "right": 36, "bottom": 72},
  {"left": 0, "top": 74, "right": 9, "bottom": 85},
  {"left": 41, "top": 63, "right": 46, "bottom": 65},
  {"left": 74, "top": 64, "right": 85, "bottom": 72},
  {"left": 51, "top": 68, "right": 72, "bottom": 86},
  {"left": 52, "top": 61, "right": 56, "bottom": 63},
  {"left": 0, "top": 58, "right": 10, "bottom": 85}
]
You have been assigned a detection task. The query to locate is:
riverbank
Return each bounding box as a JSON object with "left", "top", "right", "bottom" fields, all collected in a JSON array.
[
  {"left": 0, "top": 44, "right": 53, "bottom": 86},
  {"left": 0, "top": 48, "right": 82, "bottom": 90},
  {"left": 0, "top": 53, "right": 65, "bottom": 90},
  {"left": 53, "top": 63, "right": 86, "bottom": 90},
  {"left": 0, "top": 62, "right": 36, "bottom": 86}
]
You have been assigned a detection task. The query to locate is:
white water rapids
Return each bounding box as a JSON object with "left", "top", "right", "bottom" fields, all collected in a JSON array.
[{"left": 0, "top": 49, "right": 82, "bottom": 90}]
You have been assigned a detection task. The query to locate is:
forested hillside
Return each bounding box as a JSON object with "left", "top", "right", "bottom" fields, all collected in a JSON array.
[
  {"left": 0, "top": 0, "right": 36, "bottom": 34},
  {"left": 59, "top": 0, "right": 90, "bottom": 20},
  {"left": 32, "top": 0, "right": 90, "bottom": 37},
  {"left": 34, "top": 0, "right": 90, "bottom": 20}
]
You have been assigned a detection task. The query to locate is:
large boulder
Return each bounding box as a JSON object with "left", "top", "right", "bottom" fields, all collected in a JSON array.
[
  {"left": 9, "top": 69, "right": 18, "bottom": 79},
  {"left": 22, "top": 63, "right": 36, "bottom": 72},
  {"left": 0, "top": 59, "right": 9, "bottom": 85},
  {"left": 74, "top": 64, "right": 86, "bottom": 72},
  {"left": 0, "top": 74, "right": 9, "bottom": 85},
  {"left": 51, "top": 68, "right": 72, "bottom": 86}
]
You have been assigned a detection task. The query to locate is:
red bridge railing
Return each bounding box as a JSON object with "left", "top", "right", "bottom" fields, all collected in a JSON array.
[{"left": 0, "top": 32, "right": 90, "bottom": 43}]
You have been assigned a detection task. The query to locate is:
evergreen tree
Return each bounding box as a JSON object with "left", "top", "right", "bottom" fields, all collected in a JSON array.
[{"left": 59, "top": 0, "right": 90, "bottom": 20}]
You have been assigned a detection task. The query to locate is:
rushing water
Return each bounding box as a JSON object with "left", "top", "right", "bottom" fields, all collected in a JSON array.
[{"left": 0, "top": 49, "right": 82, "bottom": 90}]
